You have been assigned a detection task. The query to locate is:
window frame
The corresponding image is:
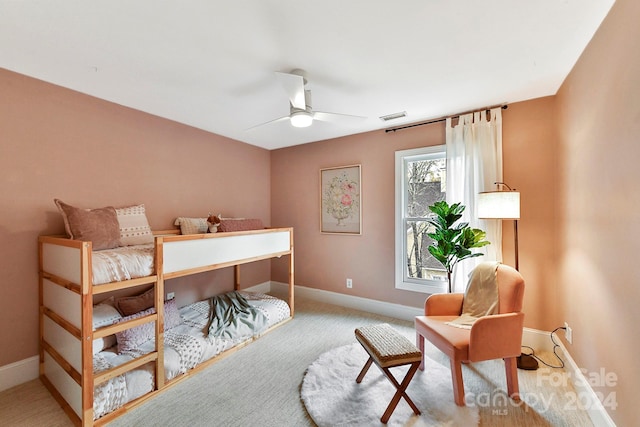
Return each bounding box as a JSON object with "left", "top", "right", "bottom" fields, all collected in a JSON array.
[{"left": 394, "top": 145, "right": 447, "bottom": 294}]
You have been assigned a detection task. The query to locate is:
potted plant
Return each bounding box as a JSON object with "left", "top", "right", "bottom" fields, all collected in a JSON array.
[{"left": 427, "top": 201, "right": 491, "bottom": 293}]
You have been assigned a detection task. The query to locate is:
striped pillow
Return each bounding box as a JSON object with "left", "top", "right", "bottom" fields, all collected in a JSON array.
[
  {"left": 174, "top": 217, "right": 209, "bottom": 235},
  {"left": 116, "top": 204, "right": 154, "bottom": 246}
]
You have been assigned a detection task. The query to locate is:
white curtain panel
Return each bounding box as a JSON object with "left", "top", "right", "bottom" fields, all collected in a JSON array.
[{"left": 445, "top": 108, "right": 503, "bottom": 292}]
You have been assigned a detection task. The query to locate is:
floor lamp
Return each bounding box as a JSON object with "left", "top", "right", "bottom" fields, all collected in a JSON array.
[
  {"left": 478, "top": 183, "right": 536, "bottom": 369},
  {"left": 477, "top": 182, "right": 520, "bottom": 270}
]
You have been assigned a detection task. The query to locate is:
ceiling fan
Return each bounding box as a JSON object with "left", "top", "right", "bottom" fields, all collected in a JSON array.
[{"left": 247, "top": 69, "right": 366, "bottom": 130}]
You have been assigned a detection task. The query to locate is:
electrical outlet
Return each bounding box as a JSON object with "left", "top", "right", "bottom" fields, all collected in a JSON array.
[
  {"left": 564, "top": 322, "right": 572, "bottom": 344},
  {"left": 346, "top": 278, "right": 353, "bottom": 288},
  {"left": 167, "top": 292, "right": 175, "bottom": 300}
]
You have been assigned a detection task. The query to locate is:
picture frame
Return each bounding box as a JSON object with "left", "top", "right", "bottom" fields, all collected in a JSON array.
[{"left": 320, "top": 164, "right": 362, "bottom": 235}]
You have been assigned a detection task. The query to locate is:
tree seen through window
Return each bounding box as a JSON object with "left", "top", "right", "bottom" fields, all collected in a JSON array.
[{"left": 405, "top": 157, "right": 446, "bottom": 281}]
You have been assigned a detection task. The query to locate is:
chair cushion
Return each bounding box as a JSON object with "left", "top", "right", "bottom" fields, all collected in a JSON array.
[{"left": 415, "top": 315, "right": 470, "bottom": 361}]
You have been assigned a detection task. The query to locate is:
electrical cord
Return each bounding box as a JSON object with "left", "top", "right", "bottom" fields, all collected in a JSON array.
[{"left": 521, "top": 326, "right": 566, "bottom": 369}]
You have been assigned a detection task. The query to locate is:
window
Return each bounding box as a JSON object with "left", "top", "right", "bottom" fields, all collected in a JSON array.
[{"left": 395, "top": 146, "right": 447, "bottom": 293}]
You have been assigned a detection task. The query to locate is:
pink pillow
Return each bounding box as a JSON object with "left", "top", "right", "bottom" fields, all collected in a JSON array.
[
  {"left": 164, "top": 299, "right": 182, "bottom": 330},
  {"left": 218, "top": 218, "right": 264, "bottom": 232},
  {"left": 54, "top": 199, "right": 121, "bottom": 250},
  {"left": 115, "top": 287, "right": 154, "bottom": 316},
  {"left": 116, "top": 307, "right": 155, "bottom": 352}
]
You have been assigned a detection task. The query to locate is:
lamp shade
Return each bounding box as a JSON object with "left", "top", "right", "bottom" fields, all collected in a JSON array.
[{"left": 477, "top": 191, "right": 520, "bottom": 219}]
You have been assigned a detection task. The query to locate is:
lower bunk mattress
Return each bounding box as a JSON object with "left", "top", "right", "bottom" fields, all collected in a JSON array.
[{"left": 92, "top": 291, "right": 290, "bottom": 420}]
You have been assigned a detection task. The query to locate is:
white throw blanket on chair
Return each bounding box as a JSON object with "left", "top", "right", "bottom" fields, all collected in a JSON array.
[{"left": 446, "top": 261, "right": 500, "bottom": 329}]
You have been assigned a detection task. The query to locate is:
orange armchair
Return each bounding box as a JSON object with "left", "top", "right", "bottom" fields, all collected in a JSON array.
[{"left": 414, "top": 263, "right": 525, "bottom": 406}]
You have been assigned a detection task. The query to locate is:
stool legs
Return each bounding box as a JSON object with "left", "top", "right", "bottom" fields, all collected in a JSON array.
[
  {"left": 356, "top": 357, "right": 373, "bottom": 383},
  {"left": 416, "top": 331, "right": 425, "bottom": 370},
  {"left": 356, "top": 357, "right": 421, "bottom": 424},
  {"left": 380, "top": 362, "right": 421, "bottom": 423}
]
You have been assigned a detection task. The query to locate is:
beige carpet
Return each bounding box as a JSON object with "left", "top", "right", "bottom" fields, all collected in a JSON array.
[{"left": 0, "top": 295, "right": 593, "bottom": 426}]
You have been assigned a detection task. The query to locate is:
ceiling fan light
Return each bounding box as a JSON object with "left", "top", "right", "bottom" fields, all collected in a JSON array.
[{"left": 290, "top": 111, "right": 313, "bottom": 128}]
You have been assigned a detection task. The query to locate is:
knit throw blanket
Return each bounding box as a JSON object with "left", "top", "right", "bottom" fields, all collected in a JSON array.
[
  {"left": 204, "top": 291, "right": 268, "bottom": 340},
  {"left": 446, "top": 262, "right": 500, "bottom": 329}
]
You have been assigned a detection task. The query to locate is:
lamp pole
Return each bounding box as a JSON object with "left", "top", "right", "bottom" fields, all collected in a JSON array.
[{"left": 514, "top": 219, "right": 519, "bottom": 271}]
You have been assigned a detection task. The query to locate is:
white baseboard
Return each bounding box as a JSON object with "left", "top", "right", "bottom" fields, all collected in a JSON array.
[
  {"left": 272, "top": 281, "right": 615, "bottom": 427},
  {"left": 522, "top": 327, "right": 557, "bottom": 352},
  {"left": 243, "top": 281, "right": 272, "bottom": 294},
  {"left": 555, "top": 340, "right": 617, "bottom": 427},
  {"left": 0, "top": 355, "right": 39, "bottom": 392},
  {"left": 271, "top": 281, "right": 422, "bottom": 321},
  {"left": 2, "top": 281, "right": 615, "bottom": 427}
]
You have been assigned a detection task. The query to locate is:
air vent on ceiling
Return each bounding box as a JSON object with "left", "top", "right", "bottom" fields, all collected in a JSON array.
[{"left": 379, "top": 111, "right": 407, "bottom": 122}]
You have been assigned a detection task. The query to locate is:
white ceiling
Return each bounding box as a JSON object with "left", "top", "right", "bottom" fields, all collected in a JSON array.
[{"left": 0, "top": 1, "right": 614, "bottom": 150}]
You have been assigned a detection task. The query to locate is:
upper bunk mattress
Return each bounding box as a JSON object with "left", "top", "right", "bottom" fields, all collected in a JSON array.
[{"left": 92, "top": 244, "right": 155, "bottom": 285}]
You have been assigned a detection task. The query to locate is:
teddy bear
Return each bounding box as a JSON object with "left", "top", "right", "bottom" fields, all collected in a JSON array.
[{"left": 206, "top": 213, "right": 221, "bottom": 233}]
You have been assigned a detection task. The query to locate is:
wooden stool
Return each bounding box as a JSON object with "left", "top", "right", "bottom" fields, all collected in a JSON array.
[{"left": 354, "top": 323, "right": 422, "bottom": 424}]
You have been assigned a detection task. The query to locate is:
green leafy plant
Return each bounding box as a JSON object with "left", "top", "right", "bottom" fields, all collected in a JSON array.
[{"left": 427, "top": 201, "right": 491, "bottom": 293}]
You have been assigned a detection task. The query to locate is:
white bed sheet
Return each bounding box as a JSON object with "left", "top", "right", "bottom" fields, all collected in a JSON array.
[
  {"left": 92, "top": 244, "right": 155, "bottom": 285},
  {"left": 92, "top": 292, "right": 290, "bottom": 420}
]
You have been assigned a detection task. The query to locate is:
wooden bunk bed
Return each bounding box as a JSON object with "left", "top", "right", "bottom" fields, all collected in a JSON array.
[{"left": 38, "top": 227, "right": 294, "bottom": 426}]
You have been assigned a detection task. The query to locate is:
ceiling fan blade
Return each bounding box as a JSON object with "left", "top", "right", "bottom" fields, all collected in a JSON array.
[
  {"left": 313, "top": 111, "right": 367, "bottom": 126},
  {"left": 245, "top": 115, "right": 289, "bottom": 131},
  {"left": 275, "top": 71, "right": 306, "bottom": 110}
]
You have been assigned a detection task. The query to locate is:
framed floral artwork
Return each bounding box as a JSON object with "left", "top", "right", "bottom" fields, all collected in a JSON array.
[{"left": 320, "top": 164, "right": 362, "bottom": 234}]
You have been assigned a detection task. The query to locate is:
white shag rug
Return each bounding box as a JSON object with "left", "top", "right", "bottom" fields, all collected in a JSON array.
[{"left": 301, "top": 343, "right": 479, "bottom": 427}]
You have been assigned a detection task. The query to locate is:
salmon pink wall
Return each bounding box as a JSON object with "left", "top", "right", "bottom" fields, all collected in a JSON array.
[
  {"left": 502, "top": 96, "right": 561, "bottom": 331},
  {"left": 271, "top": 124, "right": 446, "bottom": 307},
  {"left": 270, "top": 112, "right": 558, "bottom": 322},
  {"left": 0, "top": 68, "right": 271, "bottom": 366},
  {"left": 554, "top": 0, "right": 639, "bottom": 424}
]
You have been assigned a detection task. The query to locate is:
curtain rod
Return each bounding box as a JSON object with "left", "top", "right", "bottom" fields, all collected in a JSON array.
[{"left": 384, "top": 104, "right": 508, "bottom": 133}]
